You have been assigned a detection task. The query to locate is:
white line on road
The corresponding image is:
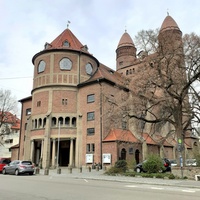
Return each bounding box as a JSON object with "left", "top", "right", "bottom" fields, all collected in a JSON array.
[
  {"left": 182, "top": 190, "right": 195, "bottom": 193},
  {"left": 84, "top": 179, "right": 88, "bottom": 182},
  {"left": 151, "top": 187, "right": 164, "bottom": 190},
  {"left": 125, "top": 185, "right": 138, "bottom": 188}
]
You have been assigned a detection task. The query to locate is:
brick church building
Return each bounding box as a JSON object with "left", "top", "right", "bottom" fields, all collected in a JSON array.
[{"left": 18, "top": 15, "right": 199, "bottom": 169}]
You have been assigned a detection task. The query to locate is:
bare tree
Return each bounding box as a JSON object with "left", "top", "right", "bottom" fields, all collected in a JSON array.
[
  {"left": 0, "top": 89, "right": 18, "bottom": 145},
  {"left": 123, "top": 30, "right": 200, "bottom": 162}
]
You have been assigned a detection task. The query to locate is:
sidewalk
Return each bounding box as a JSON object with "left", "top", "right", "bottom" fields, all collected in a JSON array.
[{"left": 36, "top": 167, "right": 200, "bottom": 189}]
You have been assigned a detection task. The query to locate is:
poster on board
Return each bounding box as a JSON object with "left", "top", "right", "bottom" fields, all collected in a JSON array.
[
  {"left": 86, "top": 154, "right": 93, "bottom": 163},
  {"left": 102, "top": 153, "right": 111, "bottom": 163}
]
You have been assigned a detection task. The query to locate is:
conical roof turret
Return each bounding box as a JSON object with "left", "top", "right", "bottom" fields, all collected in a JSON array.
[
  {"left": 159, "top": 15, "right": 181, "bottom": 33},
  {"left": 117, "top": 31, "right": 135, "bottom": 48}
]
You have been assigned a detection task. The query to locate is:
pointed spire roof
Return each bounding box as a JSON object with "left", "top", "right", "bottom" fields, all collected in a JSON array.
[
  {"left": 46, "top": 28, "right": 90, "bottom": 53},
  {"left": 117, "top": 31, "right": 135, "bottom": 48},
  {"left": 160, "top": 15, "right": 180, "bottom": 33}
]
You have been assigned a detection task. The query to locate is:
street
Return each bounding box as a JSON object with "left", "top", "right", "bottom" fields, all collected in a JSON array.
[{"left": 0, "top": 174, "right": 200, "bottom": 200}]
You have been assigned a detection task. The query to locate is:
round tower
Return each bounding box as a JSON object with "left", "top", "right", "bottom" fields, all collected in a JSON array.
[
  {"left": 158, "top": 15, "right": 183, "bottom": 55},
  {"left": 116, "top": 31, "right": 136, "bottom": 71},
  {"left": 30, "top": 27, "right": 99, "bottom": 168}
]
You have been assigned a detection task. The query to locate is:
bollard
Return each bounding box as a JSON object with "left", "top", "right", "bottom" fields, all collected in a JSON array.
[
  {"left": 57, "top": 168, "right": 61, "bottom": 174},
  {"left": 35, "top": 167, "right": 40, "bottom": 174},
  {"left": 96, "top": 166, "right": 99, "bottom": 171},
  {"left": 44, "top": 168, "right": 49, "bottom": 175},
  {"left": 68, "top": 167, "right": 72, "bottom": 174},
  {"left": 79, "top": 167, "right": 82, "bottom": 173},
  {"left": 88, "top": 166, "right": 91, "bottom": 172}
]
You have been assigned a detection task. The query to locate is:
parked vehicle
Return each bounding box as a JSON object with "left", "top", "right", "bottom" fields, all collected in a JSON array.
[
  {"left": 135, "top": 158, "right": 171, "bottom": 173},
  {"left": 2, "top": 160, "right": 34, "bottom": 175},
  {"left": 0, "top": 158, "right": 11, "bottom": 172},
  {"left": 185, "top": 159, "right": 197, "bottom": 166},
  {"left": 169, "top": 159, "right": 177, "bottom": 167}
]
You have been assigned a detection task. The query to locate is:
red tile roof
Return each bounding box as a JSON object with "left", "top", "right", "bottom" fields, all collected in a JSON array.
[
  {"left": 82, "top": 63, "right": 128, "bottom": 88},
  {"left": 0, "top": 111, "right": 20, "bottom": 130},
  {"left": 103, "top": 129, "right": 140, "bottom": 143},
  {"left": 142, "top": 133, "right": 157, "bottom": 145},
  {"left": 48, "top": 28, "right": 89, "bottom": 53}
]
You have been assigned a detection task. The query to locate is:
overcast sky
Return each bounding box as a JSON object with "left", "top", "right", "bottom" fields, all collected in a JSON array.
[{"left": 0, "top": 0, "right": 200, "bottom": 113}]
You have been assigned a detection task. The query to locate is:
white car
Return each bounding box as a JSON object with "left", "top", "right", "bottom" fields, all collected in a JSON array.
[{"left": 185, "top": 159, "right": 197, "bottom": 166}]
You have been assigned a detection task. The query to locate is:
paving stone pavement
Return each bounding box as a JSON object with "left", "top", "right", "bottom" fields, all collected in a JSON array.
[{"left": 35, "top": 167, "right": 200, "bottom": 189}]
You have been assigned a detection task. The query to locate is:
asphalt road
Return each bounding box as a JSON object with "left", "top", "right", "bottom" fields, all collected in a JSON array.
[{"left": 0, "top": 174, "right": 200, "bottom": 200}]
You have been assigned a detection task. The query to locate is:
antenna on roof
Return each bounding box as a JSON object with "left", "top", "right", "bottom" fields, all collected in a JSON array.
[
  {"left": 167, "top": 9, "right": 169, "bottom": 16},
  {"left": 67, "top": 20, "right": 71, "bottom": 29},
  {"left": 125, "top": 26, "right": 127, "bottom": 33}
]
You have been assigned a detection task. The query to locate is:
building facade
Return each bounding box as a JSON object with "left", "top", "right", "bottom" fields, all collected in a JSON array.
[{"left": 18, "top": 15, "right": 199, "bottom": 168}]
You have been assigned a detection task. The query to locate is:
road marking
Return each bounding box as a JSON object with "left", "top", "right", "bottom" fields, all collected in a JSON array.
[
  {"left": 84, "top": 179, "right": 88, "bottom": 182},
  {"left": 125, "top": 185, "right": 138, "bottom": 188},
  {"left": 151, "top": 187, "right": 164, "bottom": 190},
  {"left": 182, "top": 190, "right": 195, "bottom": 193}
]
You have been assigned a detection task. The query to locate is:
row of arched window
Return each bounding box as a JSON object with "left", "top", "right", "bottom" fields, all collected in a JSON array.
[{"left": 31, "top": 116, "right": 77, "bottom": 129}]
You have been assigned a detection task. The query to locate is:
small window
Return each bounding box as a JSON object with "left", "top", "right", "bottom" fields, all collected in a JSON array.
[
  {"left": 91, "top": 143, "right": 95, "bottom": 152},
  {"left": 86, "top": 144, "right": 90, "bottom": 153},
  {"left": 87, "top": 128, "right": 95, "bottom": 135},
  {"left": 38, "top": 60, "right": 46, "bottom": 73},
  {"left": 37, "top": 101, "right": 41, "bottom": 107},
  {"left": 63, "top": 40, "right": 70, "bottom": 47},
  {"left": 26, "top": 108, "right": 31, "bottom": 115},
  {"left": 62, "top": 99, "right": 67, "bottom": 105},
  {"left": 129, "top": 147, "right": 133, "bottom": 154},
  {"left": 87, "top": 112, "right": 95, "bottom": 121},
  {"left": 87, "top": 94, "right": 95, "bottom": 103}
]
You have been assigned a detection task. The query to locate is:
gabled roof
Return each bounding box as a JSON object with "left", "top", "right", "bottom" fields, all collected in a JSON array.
[
  {"left": 103, "top": 128, "right": 140, "bottom": 143},
  {"left": 160, "top": 15, "right": 180, "bottom": 33},
  {"left": 46, "top": 28, "right": 89, "bottom": 53}
]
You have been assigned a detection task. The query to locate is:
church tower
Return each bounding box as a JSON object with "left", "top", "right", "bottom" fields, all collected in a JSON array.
[{"left": 116, "top": 31, "right": 136, "bottom": 71}]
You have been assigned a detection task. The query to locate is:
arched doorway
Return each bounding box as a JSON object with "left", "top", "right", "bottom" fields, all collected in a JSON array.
[
  {"left": 135, "top": 149, "right": 140, "bottom": 164},
  {"left": 121, "top": 148, "right": 126, "bottom": 160}
]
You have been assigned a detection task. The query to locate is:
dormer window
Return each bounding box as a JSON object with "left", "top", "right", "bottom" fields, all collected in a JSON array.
[{"left": 63, "top": 40, "right": 70, "bottom": 47}]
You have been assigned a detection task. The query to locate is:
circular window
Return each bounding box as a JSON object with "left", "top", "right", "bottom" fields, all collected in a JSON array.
[
  {"left": 85, "top": 63, "right": 93, "bottom": 75},
  {"left": 59, "top": 58, "right": 72, "bottom": 70},
  {"left": 38, "top": 60, "right": 46, "bottom": 73}
]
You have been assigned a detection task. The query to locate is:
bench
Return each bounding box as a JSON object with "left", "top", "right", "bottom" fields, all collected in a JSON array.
[{"left": 195, "top": 175, "right": 200, "bottom": 181}]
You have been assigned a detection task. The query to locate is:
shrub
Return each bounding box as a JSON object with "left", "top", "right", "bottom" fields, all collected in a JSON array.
[
  {"left": 114, "top": 160, "right": 128, "bottom": 172},
  {"left": 143, "top": 154, "right": 165, "bottom": 173},
  {"left": 168, "top": 174, "right": 175, "bottom": 179}
]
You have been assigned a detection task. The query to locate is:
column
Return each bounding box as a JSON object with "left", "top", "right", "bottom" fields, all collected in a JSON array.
[
  {"left": 30, "top": 140, "right": 34, "bottom": 162},
  {"left": 51, "top": 139, "right": 56, "bottom": 168},
  {"left": 69, "top": 138, "right": 74, "bottom": 167}
]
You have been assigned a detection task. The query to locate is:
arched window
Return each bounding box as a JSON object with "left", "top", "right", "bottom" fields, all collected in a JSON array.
[
  {"left": 58, "top": 117, "right": 64, "bottom": 126},
  {"left": 72, "top": 117, "right": 76, "bottom": 127},
  {"left": 39, "top": 118, "right": 42, "bottom": 128},
  {"left": 43, "top": 118, "right": 46, "bottom": 128},
  {"left": 135, "top": 149, "right": 140, "bottom": 164},
  {"left": 65, "top": 117, "right": 70, "bottom": 126},
  {"left": 52, "top": 117, "right": 57, "bottom": 127},
  {"left": 126, "top": 70, "right": 129, "bottom": 75},
  {"left": 34, "top": 119, "right": 37, "bottom": 129}
]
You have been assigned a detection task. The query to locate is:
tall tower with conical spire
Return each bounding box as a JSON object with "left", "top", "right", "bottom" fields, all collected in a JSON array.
[
  {"left": 158, "top": 15, "right": 183, "bottom": 55},
  {"left": 116, "top": 31, "right": 136, "bottom": 71}
]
